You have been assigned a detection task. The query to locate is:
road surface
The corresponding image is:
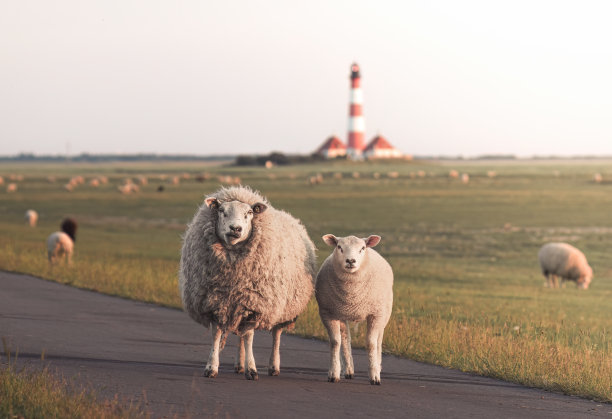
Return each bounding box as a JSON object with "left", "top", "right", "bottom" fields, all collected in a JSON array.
[{"left": 0, "top": 271, "right": 608, "bottom": 418}]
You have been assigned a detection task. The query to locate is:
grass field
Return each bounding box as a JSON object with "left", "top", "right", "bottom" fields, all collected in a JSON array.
[{"left": 0, "top": 159, "right": 611, "bottom": 402}]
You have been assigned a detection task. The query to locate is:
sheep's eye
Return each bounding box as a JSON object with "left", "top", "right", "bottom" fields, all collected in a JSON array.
[
  {"left": 361, "top": 246, "right": 366, "bottom": 252},
  {"left": 247, "top": 210, "right": 253, "bottom": 216},
  {"left": 337, "top": 245, "right": 343, "bottom": 253}
]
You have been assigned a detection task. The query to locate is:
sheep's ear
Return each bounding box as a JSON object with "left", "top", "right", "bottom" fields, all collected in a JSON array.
[
  {"left": 252, "top": 202, "right": 267, "bottom": 214},
  {"left": 364, "top": 235, "right": 381, "bottom": 248},
  {"left": 205, "top": 197, "right": 219, "bottom": 210},
  {"left": 322, "top": 234, "right": 338, "bottom": 247}
]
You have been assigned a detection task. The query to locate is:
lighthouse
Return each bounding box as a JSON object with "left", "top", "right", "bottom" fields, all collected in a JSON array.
[{"left": 347, "top": 63, "right": 365, "bottom": 159}]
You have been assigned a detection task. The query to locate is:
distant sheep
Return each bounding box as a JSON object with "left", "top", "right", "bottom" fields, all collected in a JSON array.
[
  {"left": 308, "top": 174, "right": 323, "bottom": 185},
  {"left": 24, "top": 210, "right": 38, "bottom": 227},
  {"left": 487, "top": 171, "right": 497, "bottom": 178},
  {"left": 593, "top": 173, "right": 603, "bottom": 184},
  {"left": 0, "top": 176, "right": 4, "bottom": 185},
  {"left": 47, "top": 218, "right": 78, "bottom": 265},
  {"left": 461, "top": 173, "right": 470, "bottom": 184},
  {"left": 538, "top": 242, "right": 593, "bottom": 289},
  {"left": 448, "top": 170, "right": 459, "bottom": 179},
  {"left": 316, "top": 234, "right": 394, "bottom": 385},
  {"left": 6, "top": 183, "right": 17, "bottom": 193},
  {"left": 180, "top": 186, "right": 317, "bottom": 380}
]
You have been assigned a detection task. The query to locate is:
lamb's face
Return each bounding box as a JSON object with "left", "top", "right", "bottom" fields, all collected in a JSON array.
[
  {"left": 322, "top": 234, "right": 381, "bottom": 274},
  {"left": 205, "top": 198, "right": 267, "bottom": 246}
]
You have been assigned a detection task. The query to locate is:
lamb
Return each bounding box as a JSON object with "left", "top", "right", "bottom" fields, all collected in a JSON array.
[
  {"left": 316, "top": 234, "right": 394, "bottom": 385},
  {"left": 538, "top": 242, "right": 593, "bottom": 289},
  {"left": 46, "top": 218, "right": 78, "bottom": 265},
  {"left": 179, "top": 185, "right": 317, "bottom": 380},
  {"left": 24, "top": 209, "right": 38, "bottom": 227}
]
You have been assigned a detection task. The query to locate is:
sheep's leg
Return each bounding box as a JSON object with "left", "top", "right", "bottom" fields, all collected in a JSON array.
[
  {"left": 234, "top": 335, "right": 245, "bottom": 374},
  {"left": 204, "top": 323, "right": 223, "bottom": 378},
  {"left": 339, "top": 321, "right": 354, "bottom": 379},
  {"left": 366, "top": 316, "right": 382, "bottom": 385},
  {"left": 323, "top": 318, "right": 342, "bottom": 382},
  {"left": 268, "top": 325, "right": 282, "bottom": 376},
  {"left": 243, "top": 329, "right": 258, "bottom": 381},
  {"left": 376, "top": 328, "right": 384, "bottom": 379},
  {"left": 551, "top": 274, "right": 559, "bottom": 288}
]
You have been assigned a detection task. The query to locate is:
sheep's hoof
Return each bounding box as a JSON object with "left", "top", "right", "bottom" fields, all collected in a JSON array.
[
  {"left": 203, "top": 368, "right": 218, "bottom": 378},
  {"left": 369, "top": 378, "right": 381, "bottom": 385},
  {"left": 344, "top": 373, "right": 354, "bottom": 379},
  {"left": 268, "top": 368, "right": 280, "bottom": 376},
  {"left": 234, "top": 366, "right": 245, "bottom": 374},
  {"left": 328, "top": 376, "right": 340, "bottom": 383},
  {"left": 245, "top": 369, "right": 259, "bottom": 381}
]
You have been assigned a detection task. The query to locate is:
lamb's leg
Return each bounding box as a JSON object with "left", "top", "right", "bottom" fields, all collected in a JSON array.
[
  {"left": 366, "top": 316, "right": 382, "bottom": 385},
  {"left": 268, "top": 325, "right": 282, "bottom": 376},
  {"left": 376, "top": 328, "right": 384, "bottom": 380},
  {"left": 204, "top": 322, "right": 223, "bottom": 378},
  {"left": 234, "top": 335, "right": 245, "bottom": 374},
  {"left": 323, "top": 318, "right": 342, "bottom": 382},
  {"left": 243, "top": 329, "right": 258, "bottom": 381},
  {"left": 340, "top": 321, "right": 354, "bottom": 379}
]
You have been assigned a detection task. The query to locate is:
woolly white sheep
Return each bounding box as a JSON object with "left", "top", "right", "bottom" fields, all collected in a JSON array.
[
  {"left": 316, "top": 234, "right": 394, "bottom": 385},
  {"left": 46, "top": 218, "right": 78, "bottom": 265},
  {"left": 24, "top": 210, "right": 38, "bottom": 227},
  {"left": 538, "top": 242, "right": 593, "bottom": 289},
  {"left": 179, "top": 185, "right": 317, "bottom": 380}
]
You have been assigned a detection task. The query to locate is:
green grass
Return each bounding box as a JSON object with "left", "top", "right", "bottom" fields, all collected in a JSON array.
[
  {"left": 1, "top": 346, "right": 146, "bottom": 418},
  {"left": 0, "top": 159, "right": 611, "bottom": 402}
]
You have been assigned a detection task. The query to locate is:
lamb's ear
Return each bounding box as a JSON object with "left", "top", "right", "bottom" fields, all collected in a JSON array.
[
  {"left": 252, "top": 202, "right": 267, "bottom": 214},
  {"left": 364, "top": 235, "right": 381, "bottom": 248},
  {"left": 205, "top": 197, "right": 219, "bottom": 210},
  {"left": 322, "top": 234, "right": 338, "bottom": 247}
]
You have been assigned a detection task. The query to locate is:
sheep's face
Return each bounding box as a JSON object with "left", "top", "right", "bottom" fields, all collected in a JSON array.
[
  {"left": 578, "top": 266, "right": 593, "bottom": 290},
  {"left": 205, "top": 198, "right": 267, "bottom": 246},
  {"left": 322, "top": 234, "right": 381, "bottom": 273}
]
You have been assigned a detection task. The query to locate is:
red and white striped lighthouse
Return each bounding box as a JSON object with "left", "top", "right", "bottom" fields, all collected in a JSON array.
[{"left": 347, "top": 62, "right": 365, "bottom": 159}]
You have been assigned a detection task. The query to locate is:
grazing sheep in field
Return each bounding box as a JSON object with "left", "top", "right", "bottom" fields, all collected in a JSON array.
[
  {"left": 309, "top": 174, "right": 323, "bottom": 185},
  {"left": 47, "top": 218, "right": 78, "bottom": 265},
  {"left": 417, "top": 170, "right": 426, "bottom": 178},
  {"left": 24, "top": 210, "right": 38, "bottom": 227},
  {"left": 538, "top": 242, "right": 593, "bottom": 289},
  {"left": 179, "top": 186, "right": 317, "bottom": 380},
  {"left": 593, "top": 173, "right": 603, "bottom": 183},
  {"left": 449, "top": 170, "right": 459, "bottom": 179},
  {"left": 0, "top": 176, "right": 4, "bottom": 185},
  {"left": 316, "top": 234, "right": 394, "bottom": 385},
  {"left": 89, "top": 178, "right": 100, "bottom": 187},
  {"left": 487, "top": 171, "right": 497, "bottom": 178},
  {"left": 461, "top": 173, "right": 470, "bottom": 184},
  {"left": 118, "top": 183, "right": 139, "bottom": 194},
  {"left": 6, "top": 183, "right": 18, "bottom": 193}
]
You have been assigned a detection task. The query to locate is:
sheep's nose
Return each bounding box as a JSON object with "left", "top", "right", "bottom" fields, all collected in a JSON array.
[
  {"left": 230, "top": 225, "right": 242, "bottom": 233},
  {"left": 346, "top": 259, "right": 356, "bottom": 264}
]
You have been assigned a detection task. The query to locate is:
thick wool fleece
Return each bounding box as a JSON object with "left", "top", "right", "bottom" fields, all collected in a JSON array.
[{"left": 179, "top": 186, "right": 317, "bottom": 333}]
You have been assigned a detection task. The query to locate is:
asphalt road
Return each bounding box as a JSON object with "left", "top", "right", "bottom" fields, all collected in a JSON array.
[{"left": 0, "top": 271, "right": 609, "bottom": 418}]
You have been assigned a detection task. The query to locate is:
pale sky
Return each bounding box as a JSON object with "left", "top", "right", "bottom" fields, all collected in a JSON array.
[{"left": 1, "top": 1, "right": 611, "bottom": 157}]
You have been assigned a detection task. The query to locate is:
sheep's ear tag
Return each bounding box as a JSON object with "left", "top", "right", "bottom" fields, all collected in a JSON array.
[
  {"left": 252, "top": 203, "right": 267, "bottom": 214},
  {"left": 365, "top": 235, "right": 381, "bottom": 248},
  {"left": 322, "top": 234, "right": 338, "bottom": 247},
  {"left": 205, "top": 197, "right": 219, "bottom": 210}
]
